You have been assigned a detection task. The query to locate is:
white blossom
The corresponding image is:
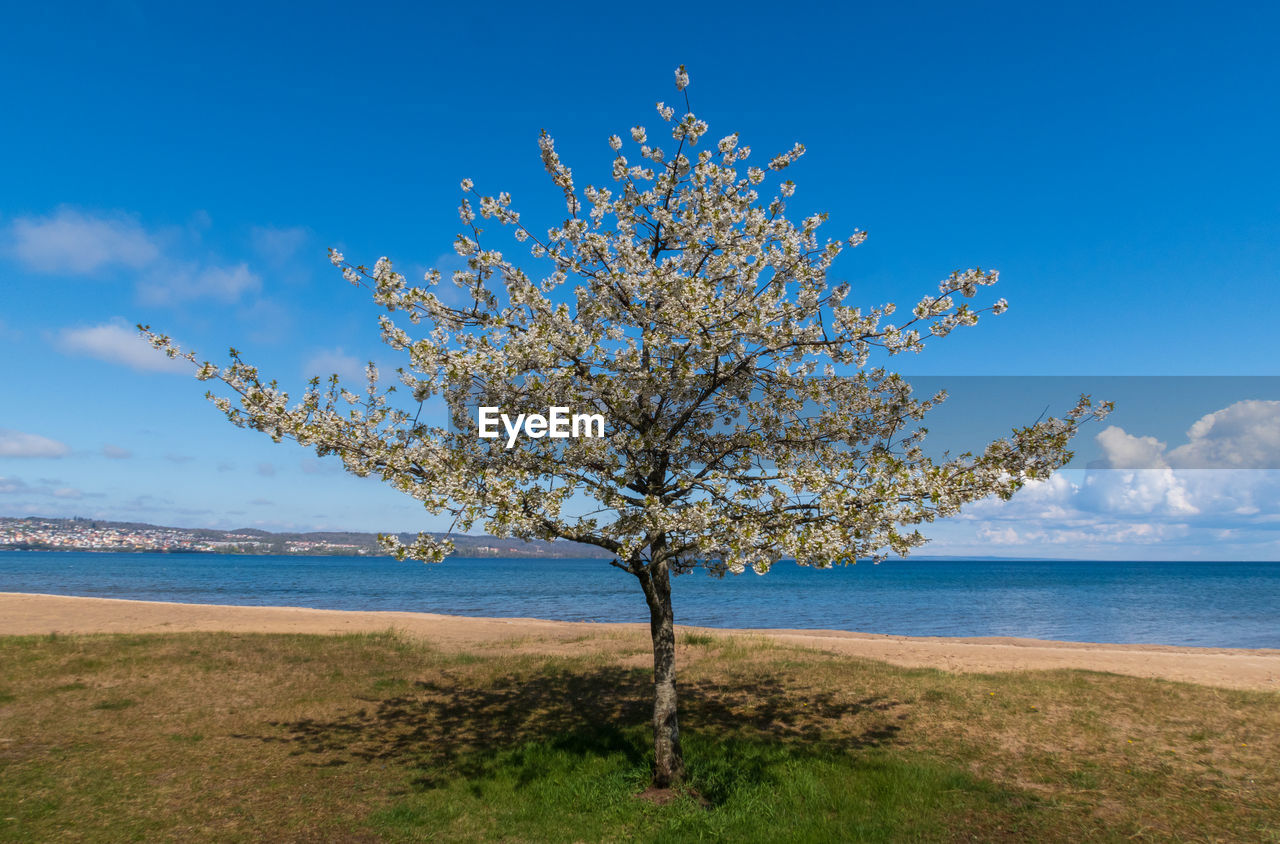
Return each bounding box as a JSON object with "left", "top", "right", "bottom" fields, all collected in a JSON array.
[{"left": 145, "top": 67, "right": 1108, "bottom": 577}]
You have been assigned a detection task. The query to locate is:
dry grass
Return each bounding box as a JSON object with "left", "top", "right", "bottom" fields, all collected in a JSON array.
[{"left": 0, "top": 629, "right": 1276, "bottom": 841}]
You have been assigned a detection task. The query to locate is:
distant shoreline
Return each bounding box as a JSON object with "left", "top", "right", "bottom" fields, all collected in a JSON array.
[
  {"left": 2, "top": 592, "right": 1277, "bottom": 692},
  {"left": 0, "top": 516, "right": 614, "bottom": 559}
]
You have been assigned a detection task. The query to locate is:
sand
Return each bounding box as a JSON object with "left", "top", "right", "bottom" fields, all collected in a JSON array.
[{"left": 2, "top": 592, "right": 1277, "bottom": 692}]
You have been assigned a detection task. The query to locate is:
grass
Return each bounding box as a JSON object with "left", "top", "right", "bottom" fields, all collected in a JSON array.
[{"left": 0, "top": 629, "right": 1276, "bottom": 842}]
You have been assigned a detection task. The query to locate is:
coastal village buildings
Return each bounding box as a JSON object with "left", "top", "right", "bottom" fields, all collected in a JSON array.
[
  {"left": 0, "top": 518, "right": 366, "bottom": 555},
  {"left": 0, "top": 518, "right": 607, "bottom": 557}
]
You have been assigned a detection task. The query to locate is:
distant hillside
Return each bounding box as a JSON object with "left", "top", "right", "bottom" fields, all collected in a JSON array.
[{"left": 0, "top": 516, "right": 613, "bottom": 559}]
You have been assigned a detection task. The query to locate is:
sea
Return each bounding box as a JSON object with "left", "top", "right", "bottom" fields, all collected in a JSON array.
[{"left": 1, "top": 551, "right": 1277, "bottom": 649}]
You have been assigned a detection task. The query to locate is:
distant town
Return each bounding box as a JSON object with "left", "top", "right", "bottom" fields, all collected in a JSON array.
[{"left": 0, "top": 517, "right": 611, "bottom": 558}]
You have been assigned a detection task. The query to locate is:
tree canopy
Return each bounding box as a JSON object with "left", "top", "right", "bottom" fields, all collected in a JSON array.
[{"left": 144, "top": 65, "right": 1109, "bottom": 787}]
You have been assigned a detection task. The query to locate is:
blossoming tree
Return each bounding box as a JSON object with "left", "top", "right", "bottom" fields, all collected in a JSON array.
[{"left": 145, "top": 66, "right": 1108, "bottom": 788}]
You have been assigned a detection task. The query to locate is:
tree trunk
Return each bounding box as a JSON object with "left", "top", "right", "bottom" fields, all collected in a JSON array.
[{"left": 639, "top": 561, "right": 685, "bottom": 788}]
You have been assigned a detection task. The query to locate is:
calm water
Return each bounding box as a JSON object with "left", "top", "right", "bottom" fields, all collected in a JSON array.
[{"left": 2, "top": 551, "right": 1277, "bottom": 648}]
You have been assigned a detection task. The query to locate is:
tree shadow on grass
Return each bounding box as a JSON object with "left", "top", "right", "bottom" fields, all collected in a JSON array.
[{"left": 241, "top": 665, "right": 906, "bottom": 801}]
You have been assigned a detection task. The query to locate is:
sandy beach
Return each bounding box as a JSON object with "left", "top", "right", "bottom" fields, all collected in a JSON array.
[{"left": 3, "top": 591, "right": 1278, "bottom": 692}]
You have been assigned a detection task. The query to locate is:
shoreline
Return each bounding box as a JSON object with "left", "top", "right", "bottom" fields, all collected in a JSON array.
[{"left": 2, "top": 591, "right": 1278, "bottom": 692}]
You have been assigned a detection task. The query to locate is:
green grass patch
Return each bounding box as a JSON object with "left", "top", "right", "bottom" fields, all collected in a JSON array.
[{"left": 373, "top": 736, "right": 1033, "bottom": 843}]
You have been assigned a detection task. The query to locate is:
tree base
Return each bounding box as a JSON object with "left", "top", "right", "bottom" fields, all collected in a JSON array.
[{"left": 636, "top": 786, "right": 711, "bottom": 808}]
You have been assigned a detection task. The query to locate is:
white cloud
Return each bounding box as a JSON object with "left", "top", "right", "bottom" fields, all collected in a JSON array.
[
  {"left": 9, "top": 207, "right": 159, "bottom": 274},
  {"left": 0, "top": 475, "right": 90, "bottom": 500},
  {"left": 976, "top": 525, "right": 1021, "bottom": 545},
  {"left": 102, "top": 444, "right": 132, "bottom": 459},
  {"left": 57, "top": 320, "right": 192, "bottom": 374},
  {"left": 136, "top": 261, "right": 260, "bottom": 305},
  {"left": 303, "top": 347, "right": 366, "bottom": 383},
  {"left": 1094, "top": 426, "right": 1168, "bottom": 470},
  {"left": 947, "top": 399, "right": 1280, "bottom": 557},
  {"left": 1090, "top": 402, "right": 1280, "bottom": 472},
  {"left": 8, "top": 207, "right": 264, "bottom": 305},
  {"left": 0, "top": 429, "right": 71, "bottom": 458},
  {"left": 1161, "top": 469, "right": 1280, "bottom": 520},
  {"left": 1077, "top": 403, "right": 1280, "bottom": 517},
  {"left": 976, "top": 520, "right": 1190, "bottom": 548},
  {"left": 0, "top": 476, "right": 31, "bottom": 493},
  {"left": 960, "top": 472, "right": 1078, "bottom": 524},
  {"left": 1168, "top": 400, "right": 1280, "bottom": 469},
  {"left": 1079, "top": 467, "right": 1199, "bottom": 516}
]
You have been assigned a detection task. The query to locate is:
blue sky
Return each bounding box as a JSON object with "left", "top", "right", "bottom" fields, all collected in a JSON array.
[{"left": 2, "top": 1, "right": 1278, "bottom": 558}]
